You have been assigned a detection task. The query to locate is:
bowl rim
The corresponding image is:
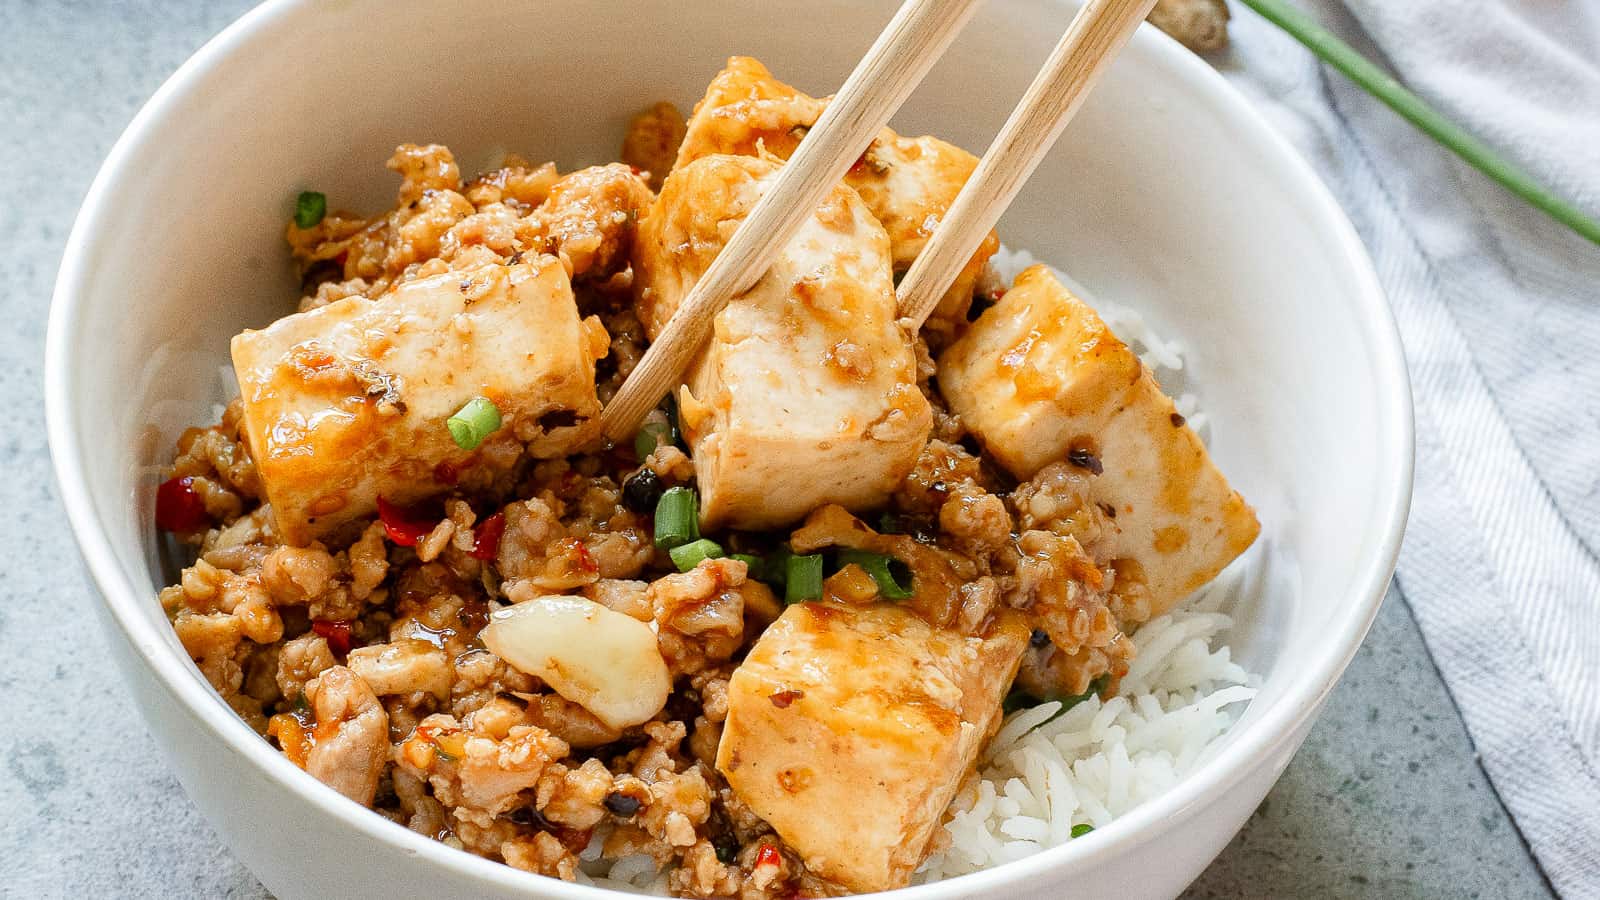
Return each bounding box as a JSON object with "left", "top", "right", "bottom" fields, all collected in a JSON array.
[{"left": 45, "top": 1, "right": 1414, "bottom": 896}]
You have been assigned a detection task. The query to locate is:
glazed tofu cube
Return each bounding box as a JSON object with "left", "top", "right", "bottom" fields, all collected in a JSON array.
[
  {"left": 232, "top": 258, "right": 606, "bottom": 544},
  {"left": 633, "top": 153, "right": 931, "bottom": 531},
  {"left": 717, "top": 603, "right": 1028, "bottom": 893},
  {"left": 674, "top": 56, "right": 997, "bottom": 339},
  {"left": 939, "top": 264, "right": 1259, "bottom": 614}
]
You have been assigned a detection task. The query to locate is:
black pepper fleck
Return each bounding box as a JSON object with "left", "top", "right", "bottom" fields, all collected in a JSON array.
[
  {"left": 603, "top": 792, "right": 642, "bottom": 817},
  {"left": 1067, "top": 447, "right": 1103, "bottom": 475},
  {"left": 622, "top": 468, "right": 663, "bottom": 513},
  {"left": 508, "top": 805, "right": 553, "bottom": 829}
]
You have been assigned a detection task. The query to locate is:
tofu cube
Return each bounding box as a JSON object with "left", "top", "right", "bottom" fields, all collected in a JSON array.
[
  {"left": 231, "top": 258, "right": 605, "bottom": 544},
  {"left": 717, "top": 602, "right": 1028, "bottom": 893},
  {"left": 674, "top": 56, "right": 996, "bottom": 339},
  {"left": 633, "top": 154, "right": 931, "bottom": 531},
  {"left": 938, "top": 264, "right": 1260, "bottom": 614}
]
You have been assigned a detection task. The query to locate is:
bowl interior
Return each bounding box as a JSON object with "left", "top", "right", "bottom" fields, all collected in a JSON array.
[{"left": 49, "top": 0, "right": 1409, "bottom": 894}]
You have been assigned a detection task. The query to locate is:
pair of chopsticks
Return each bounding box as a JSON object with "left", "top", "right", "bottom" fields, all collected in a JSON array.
[{"left": 600, "top": 0, "right": 1159, "bottom": 441}]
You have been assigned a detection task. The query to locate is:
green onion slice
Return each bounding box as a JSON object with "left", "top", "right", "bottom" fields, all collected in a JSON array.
[
  {"left": 836, "top": 548, "right": 914, "bottom": 600},
  {"left": 731, "top": 553, "right": 766, "bottom": 581},
  {"left": 294, "top": 191, "right": 327, "bottom": 229},
  {"left": 784, "top": 553, "right": 824, "bottom": 604},
  {"left": 447, "top": 397, "right": 502, "bottom": 450},
  {"left": 1070, "top": 823, "right": 1093, "bottom": 839},
  {"left": 653, "top": 487, "right": 699, "bottom": 550},
  {"left": 634, "top": 420, "right": 674, "bottom": 460},
  {"left": 670, "top": 538, "right": 723, "bottom": 572},
  {"left": 763, "top": 547, "right": 792, "bottom": 590}
]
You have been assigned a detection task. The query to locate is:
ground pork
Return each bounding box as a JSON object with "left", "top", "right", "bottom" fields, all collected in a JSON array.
[{"left": 304, "top": 666, "right": 390, "bottom": 807}]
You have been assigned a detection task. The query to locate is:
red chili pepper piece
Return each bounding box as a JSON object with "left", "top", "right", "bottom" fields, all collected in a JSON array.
[
  {"left": 767, "top": 690, "right": 803, "bottom": 709},
  {"left": 569, "top": 539, "right": 598, "bottom": 574},
  {"left": 471, "top": 512, "right": 506, "bottom": 561},
  {"left": 312, "top": 620, "right": 352, "bottom": 656},
  {"left": 755, "top": 844, "right": 781, "bottom": 869},
  {"left": 376, "top": 496, "right": 438, "bottom": 547},
  {"left": 155, "top": 475, "right": 210, "bottom": 532}
]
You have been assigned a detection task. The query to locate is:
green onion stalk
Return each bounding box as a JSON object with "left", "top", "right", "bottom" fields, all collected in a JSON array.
[
  {"left": 1239, "top": 0, "right": 1600, "bottom": 247},
  {"left": 836, "top": 548, "right": 915, "bottom": 600},
  {"left": 670, "top": 538, "right": 724, "bottom": 572},
  {"left": 653, "top": 486, "right": 700, "bottom": 550},
  {"left": 784, "top": 553, "right": 824, "bottom": 604},
  {"left": 731, "top": 553, "right": 767, "bottom": 581}
]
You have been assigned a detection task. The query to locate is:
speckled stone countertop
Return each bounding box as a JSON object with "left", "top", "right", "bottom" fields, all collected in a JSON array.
[{"left": 0, "top": 2, "right": 1556, "bottom": 897}]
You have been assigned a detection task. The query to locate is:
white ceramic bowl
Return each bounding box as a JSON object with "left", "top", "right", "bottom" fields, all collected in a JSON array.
[{"left": 46, "top": 1, "right": 1413, "bottom": 897}]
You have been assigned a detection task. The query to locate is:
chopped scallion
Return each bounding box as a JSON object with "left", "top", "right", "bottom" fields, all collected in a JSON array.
[
  {"left": 294, "top": 191, "right": 327, "bottom": 229},
  {"left": 634, "top": 420, "right": 675, "bottom": 460},
  {"left": 446, "top": 397, "right": 502, "bottom": 450},
  {"left": 836, "top": 548, "right": 914, "bottom": 600},
  {"left": 670, "top": 538, "right": 724, "bottom": 572},
  {"left": 763, "top": 547, "right": 792, "bottom": 590},
  {"left": 731, "top": 553, "right": 766, "bottom": 581},
  {"left": 653, "top": 487, "right": 699, "bottom": 550},
  {"left": 1070, "top": 823, "right": 1093, "bottom": 838},
  {"left": 784, "top": 554, "right": 824, "bottom": 604}
]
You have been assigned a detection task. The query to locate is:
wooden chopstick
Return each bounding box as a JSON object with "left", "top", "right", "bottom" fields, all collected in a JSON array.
[
  {"left": 896, "top": 0, "right": 1158, "bottom": 329},
  {"left": 599, "top": 0, "right": 983, "bottom": 442}
]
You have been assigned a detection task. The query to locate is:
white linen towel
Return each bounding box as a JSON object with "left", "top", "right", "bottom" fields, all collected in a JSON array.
[{"left": 1217, "top": 2, "right": 1600, "bottom": 895}]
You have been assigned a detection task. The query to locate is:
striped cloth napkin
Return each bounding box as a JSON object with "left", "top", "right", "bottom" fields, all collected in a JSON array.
[{"left": 1218, "top": 2, "right": 1600, "bottom": 896}]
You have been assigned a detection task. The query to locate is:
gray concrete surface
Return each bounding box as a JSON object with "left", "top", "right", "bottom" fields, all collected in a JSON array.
[{"left": 0, "top": 1, "right": 1556, "bottom": 896}]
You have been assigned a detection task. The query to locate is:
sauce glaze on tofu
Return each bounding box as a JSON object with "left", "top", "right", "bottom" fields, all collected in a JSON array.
[
  {"left": 633, "top": 153, "right": 932, "bottom": 531},
  {"left": 718, "top": 602, "right": 1028, "bottom": 893},
  {"left": 674, "top": 56, "right": 999, "bottom": 341},
  {"left": 231, "top": 257, "right": 606, "bottom": 543}
]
